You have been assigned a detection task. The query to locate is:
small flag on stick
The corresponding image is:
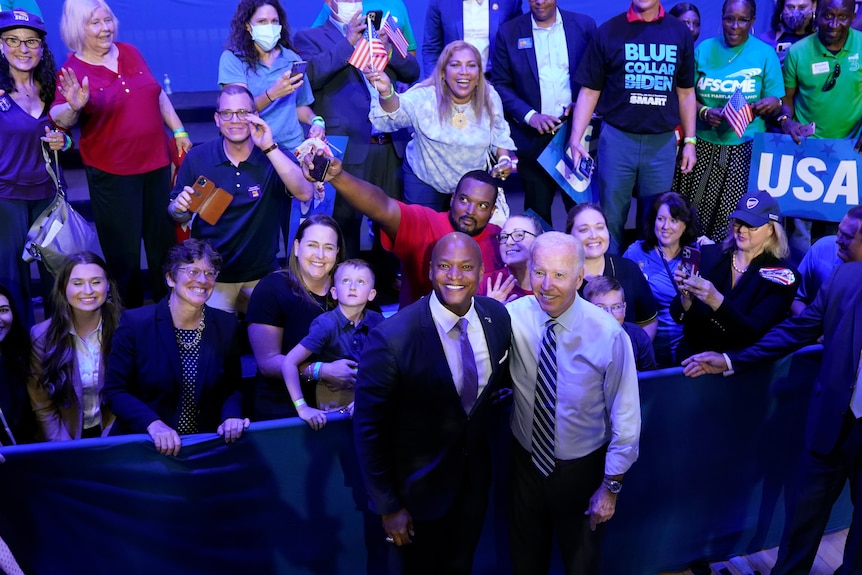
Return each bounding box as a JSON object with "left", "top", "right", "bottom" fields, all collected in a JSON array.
[
  {"left": 722, "top": 87, "right": 754, "bottom": 138},
  {"left": 380, "top": 12, "right": 408, "bottom": 59},
  {"left": 348, "top": 15, "right": 390, "bottom": 71}
]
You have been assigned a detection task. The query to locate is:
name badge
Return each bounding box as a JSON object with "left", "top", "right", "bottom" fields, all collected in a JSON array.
[
  {"left": 811, "top": 61, "right": 830, "bottom": 75},
  {"left": 248, "top": 185, "right": 261, "bottom": 199},
  {"left": 517, "top": 37, "right": 533, "bottom": 50}
]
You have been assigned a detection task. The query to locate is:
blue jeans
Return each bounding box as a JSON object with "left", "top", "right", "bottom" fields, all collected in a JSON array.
[{"left": 597, "top": 123, "right": 678, "bottom": 253}]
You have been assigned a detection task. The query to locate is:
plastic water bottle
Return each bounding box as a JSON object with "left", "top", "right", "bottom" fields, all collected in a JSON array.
[{"left": 163, "top": 73, "right": 172, "bottom": 95}]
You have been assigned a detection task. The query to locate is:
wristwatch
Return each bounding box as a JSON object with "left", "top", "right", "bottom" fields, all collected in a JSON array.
[{"left": 603, "top": 477, "right": 622, "bottom": 494}]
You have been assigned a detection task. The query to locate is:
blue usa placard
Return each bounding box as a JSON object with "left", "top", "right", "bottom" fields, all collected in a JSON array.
[{"left": 749, "top": 133, "right": 860, "bottom": 222}]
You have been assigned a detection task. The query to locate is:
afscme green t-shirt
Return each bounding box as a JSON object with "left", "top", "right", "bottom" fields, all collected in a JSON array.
[
  {"left": 784, "top": 29, "right": 862, "bottom": 139},
  {"left": 694, "top": 35, "right": 785, "bottom": 145}
]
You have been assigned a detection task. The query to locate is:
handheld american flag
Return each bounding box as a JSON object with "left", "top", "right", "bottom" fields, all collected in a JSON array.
[
  {"left": 380, "top": 12, "right": 408, "bottom": 59},
  {"left": 348, "top": 15, "right": 390, "bottom": 71},
  {"left": 722, "top": 87, "right": 754, "bottom": 138}
]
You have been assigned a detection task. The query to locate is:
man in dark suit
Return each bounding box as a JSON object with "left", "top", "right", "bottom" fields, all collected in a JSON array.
[
  {"left": 294, "top": 2, "right": 420, "bottom": 257},
  {"left": 683, "top": 261, "right": 862, "bottom": 574},
  {"left": 353, "top": 232, "right": 512, "bottom": 575},
  {"left": 422, "top": 0, "right": 521, "bottom": 77},
  {"left": 491, "top": 0, "right": 595, "bottom": 227}
]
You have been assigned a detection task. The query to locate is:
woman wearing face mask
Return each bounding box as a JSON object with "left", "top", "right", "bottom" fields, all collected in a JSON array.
[
  {"left": 365, "top": 40, "right": 516, "bottom": 211},
  {"left": 760, "top": 0, "right": 817, "bottom": 62},
  {"left": 50, "top": 0, "right": 190, "bottom": 309},
  {"left": 27, "top": 252, "right": 121, "bottom": 441},
  {"left": 219, "top": 0, "right": 324, "bottom": 153}
]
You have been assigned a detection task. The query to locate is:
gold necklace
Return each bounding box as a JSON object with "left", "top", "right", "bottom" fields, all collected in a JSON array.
[{"left": 174, "top": 307, "right": 206, "bottom": 350}]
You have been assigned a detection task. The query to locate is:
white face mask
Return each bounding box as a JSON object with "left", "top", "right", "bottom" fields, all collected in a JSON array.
[
  {"left": 250, "top": 23, "right": 282, "bottom": 52},
  {"left": 332, "top": 1, "right": 363, "bottom": 24}
]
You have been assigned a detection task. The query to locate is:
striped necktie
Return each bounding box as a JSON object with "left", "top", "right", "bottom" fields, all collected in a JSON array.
[{"left": 531, "top": 320, "right": 558, "bottom": 476}]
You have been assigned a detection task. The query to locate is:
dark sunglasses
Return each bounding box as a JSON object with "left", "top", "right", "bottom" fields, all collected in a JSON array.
[{"left": 822, "top": 62, "right": 841, "bottom": 92}]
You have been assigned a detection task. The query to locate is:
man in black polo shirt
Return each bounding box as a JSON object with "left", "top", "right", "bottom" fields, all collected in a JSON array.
[
  {"left": 568, "top": 0, "right": 697, "bottom": 252},
  {"left": 168, "top": 85, "right": 314, "bottom": 314}
]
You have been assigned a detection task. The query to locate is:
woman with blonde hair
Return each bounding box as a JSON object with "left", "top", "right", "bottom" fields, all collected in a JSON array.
[
  {"left": 364, "top": 40, "right": 516, "bottom": 210},
  {"left": 28, "top": 252, "right": 121, "bottom": 440},
  {"left": 670, "top": 191, "right": 797, "bottom": 359}
]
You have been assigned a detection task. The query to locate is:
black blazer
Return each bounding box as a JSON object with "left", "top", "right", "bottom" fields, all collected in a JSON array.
[
  {"left": 491, "top": 9, "right": 596, "bottom": 158},
  {"left": 730, "top": 261, "right": 862, "bottom": 455},
  {"left": 104, "top": 299, "right": 244, "bottom": 435},
  {"left": 353, "top": 296, "right": 511, "bottom": 520},
  {"left": 293, "top": 20, "right": 420, "bottom": 166}
]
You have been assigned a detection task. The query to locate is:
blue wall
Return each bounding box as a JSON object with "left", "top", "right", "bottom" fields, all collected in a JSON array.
[{"left": 35, "top": 0, "right": 776, "bottom": 92}]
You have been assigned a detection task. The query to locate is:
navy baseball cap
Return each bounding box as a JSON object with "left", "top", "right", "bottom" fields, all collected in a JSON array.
[{"left": 729, "top": 191, "right": 781, "bottom": 227}]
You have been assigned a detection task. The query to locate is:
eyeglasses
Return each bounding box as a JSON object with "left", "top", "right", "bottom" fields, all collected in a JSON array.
[
  {"left": 1, "top": 36, "right": 43, "bottom": 49},
  {"left": 596, "top": 303, "right": 626, "bottom": 314},
  {"left": 177, "top": 267, "right": 219, "bottom": 281},
  {"left": 822, "top": 62, "right": 841, "bottom": 92},
  {"left": 497, "top": 229, "right": 537, "bottom": 244},
  {"left": 732, "top": 219, "right": 764, "bottom": 231},
  {"left": 722, "top": 16, "right": 752, "bottom": 26},
  {"left": 216, "top": 109, "right": 254, "bottom": 121}
]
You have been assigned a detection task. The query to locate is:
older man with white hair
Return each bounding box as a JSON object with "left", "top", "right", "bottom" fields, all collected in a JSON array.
[{"left": 506, "top": 231, "right": 641, "bottom": 574}]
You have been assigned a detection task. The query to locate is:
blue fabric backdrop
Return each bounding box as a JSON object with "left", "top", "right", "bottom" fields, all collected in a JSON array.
[
  {"left": 0, "top": 346, "right": 851, "bottom": 575},
  {"left": 34, "top": 0, "right": 774, "bottom": 92}
]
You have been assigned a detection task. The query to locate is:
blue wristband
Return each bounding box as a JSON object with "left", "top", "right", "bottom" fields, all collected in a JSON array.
[{"left": 312, "top": 362, "right": 322, "bottom": 381}]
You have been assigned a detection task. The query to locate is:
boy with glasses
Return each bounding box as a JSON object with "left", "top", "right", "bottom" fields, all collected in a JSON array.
[{"left": 584, "top": 276, "right": 657, "bottom": 371}]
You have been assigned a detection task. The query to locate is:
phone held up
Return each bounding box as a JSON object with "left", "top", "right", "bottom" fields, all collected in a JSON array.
[
  {"left": 290, "top": 61, "right": 308, "bottom": 76},
  {"left": 309, "top": 154, "right": 331, "bottom": 182},
  {"left": 681, "top": 246, "right": 701, "bottom": 279},
  {"left": 366, "top": 10, "right": 383, "bottom": 29}
]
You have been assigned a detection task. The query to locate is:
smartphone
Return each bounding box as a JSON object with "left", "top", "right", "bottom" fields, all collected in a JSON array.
[
  {"left": 776, "top": 42, "right": 791, "bottom": 54},
  {"left": 189, "top": 176, "right": 216, "bottom": 211},
  {"left": 577, "top": 156, "right": 594, "bottom": 180},
  {"left": 681, "top": 246, "right": 701, "bottom": 279},
  {"left": 309, "top": 154, "right": 331, "bottom": 182},
  {"left": 367, "top": 10, "right": 383, "bottom": 30},
  {"left": 290, "top": 61, "right": 308, "bottom": 76}
]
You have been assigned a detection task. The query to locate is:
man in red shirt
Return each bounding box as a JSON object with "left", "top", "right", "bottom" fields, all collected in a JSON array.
[{"left": 304, "top": 156, "right": 503, "bottom": 306}]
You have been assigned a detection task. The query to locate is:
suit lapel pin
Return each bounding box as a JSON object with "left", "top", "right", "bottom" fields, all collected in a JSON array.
[
  {"left": 484, "top": 316, "right": 492, "bottom": 324},
  {"left": 492, "top": 3, "right": 499, "bottom": 10}
]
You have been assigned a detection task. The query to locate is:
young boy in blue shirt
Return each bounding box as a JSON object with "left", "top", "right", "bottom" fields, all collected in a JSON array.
[{"left": 281, "top": 259, "right": 385, "bottom": 430}]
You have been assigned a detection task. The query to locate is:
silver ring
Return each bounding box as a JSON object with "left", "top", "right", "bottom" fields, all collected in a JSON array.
[{"left": 385, "top": 536, "right": 394, "bottom": 543}]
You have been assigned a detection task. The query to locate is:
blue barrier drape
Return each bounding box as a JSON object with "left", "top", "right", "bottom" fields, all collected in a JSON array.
[{"left": 0, "top": 347, "right": 851, "bottom": 575}]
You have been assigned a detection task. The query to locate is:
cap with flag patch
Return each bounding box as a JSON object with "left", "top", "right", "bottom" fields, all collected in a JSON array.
[{"left": 729, "top": 190, "right": 781, "bottom": 228}]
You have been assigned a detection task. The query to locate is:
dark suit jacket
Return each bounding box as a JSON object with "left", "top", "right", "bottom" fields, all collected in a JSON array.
[
  {"left": 104, "top": 299, "right": 243, "bottom": 435},
  {"left": 422, "top": 0, "right": 522, "bottom": 75},
  {"left": 354, "top": 296, "right": 511, "bottom": 520},
  {"left": 729, "top": 261, "right": 862, "bottom": 455},
  {"left": 491, "top": 10, "right": 596, "bottom": 158},
  {"left": 293, "top": 20, "right": 420, "bottom": 166}
]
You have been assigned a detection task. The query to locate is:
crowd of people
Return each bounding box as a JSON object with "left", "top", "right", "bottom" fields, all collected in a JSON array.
[{"left": 1, "top": 0, "right": 862, "bottom": 573}]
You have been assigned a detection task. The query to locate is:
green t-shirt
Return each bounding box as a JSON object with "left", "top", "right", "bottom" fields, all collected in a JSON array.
[
  {"left": 694, "top": 35, "right": 784, "bottom": 145},
  {"left": 311, "top": 0, "right": 417, "bottom": 52},
  {"left": 0, "top": 1, "right": 42, "bottom": 16},
  {"left": 783, "top": 28, "right": 862, "bottom": 139}
]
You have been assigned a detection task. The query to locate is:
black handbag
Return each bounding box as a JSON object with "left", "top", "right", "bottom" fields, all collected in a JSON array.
[{"left": 22, "top": 144, "right": 103, "bottom": 276}]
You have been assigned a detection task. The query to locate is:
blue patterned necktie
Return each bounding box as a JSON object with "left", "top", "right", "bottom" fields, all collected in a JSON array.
[
  {"left": 456, "top": 318, "right": 479, "bottom": 413},
  {"left": 532, "top": 320, "right": 558, "bottom": 476}
]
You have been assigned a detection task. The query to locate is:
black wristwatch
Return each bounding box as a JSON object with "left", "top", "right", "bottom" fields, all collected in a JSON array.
[{"left": 603, "top": 477, "right": 622, "bottom": 495}]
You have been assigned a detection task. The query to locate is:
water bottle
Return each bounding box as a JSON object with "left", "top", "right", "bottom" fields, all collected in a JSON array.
[{"left": 163, "top": 73, "right": 172, "bottom": 95}]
